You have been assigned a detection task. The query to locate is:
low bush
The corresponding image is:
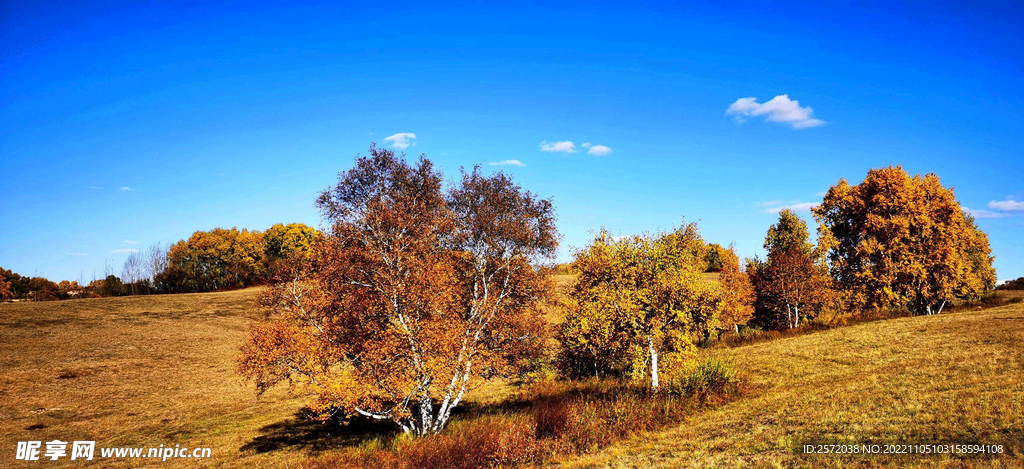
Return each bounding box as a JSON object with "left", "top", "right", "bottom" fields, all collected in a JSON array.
[{"left": 664, "top": 355, "right": 738, "bottom": 399}]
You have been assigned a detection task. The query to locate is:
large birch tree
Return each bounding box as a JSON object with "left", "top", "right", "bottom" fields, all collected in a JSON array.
[{"left": 238, "top": 145, "right": 558, "bottom": 436}]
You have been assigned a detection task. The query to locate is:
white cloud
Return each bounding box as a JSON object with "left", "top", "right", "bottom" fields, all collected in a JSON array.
[
  {"left": 87, "top": 185, "right": 103, "bottom": 190},
  {"left": 581, "top": 142, "right": 593, "bottom": 148},
  {"left": 727, "top": 95, "right": 826, "bottom": 129},
  {"left": 988, "top": 199, "right": 1024, "bottom": 211},
  {"left": 119, "top": 186, "right": 132, "bottom": 191},
  {"left": 65, "top": 252, "right": 90, "bottom": 257},
  {"left": 540, "top": 141, "right": 576, "bottom": 153},
  {"left": 964, "top": 208, "right": 1010, "bottom": 219},
  {"left": 487, "top": 160, "right": 526, "bottom": 167},
  {"left": 587, "top": 144, "right": 612, "bottom": 156},
  {"left": 384, "top": 132, "right": 417, "bottom": 150},
  {"left": 763, "top": 202, "right": 818, "bottom": 214},
  {"left": 111, "top": 248, "right": 139, "bottom": 254}
]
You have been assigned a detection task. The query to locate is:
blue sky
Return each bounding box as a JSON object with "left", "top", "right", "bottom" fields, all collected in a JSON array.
[{"left": 2, "top": 0, "right": 1022, "bottom": 283}]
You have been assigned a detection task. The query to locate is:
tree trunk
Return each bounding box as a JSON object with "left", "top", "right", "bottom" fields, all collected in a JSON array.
[
  {"left": 648, "top": 335, "right": 659, "bottom": 392},
  {"left": 937, "top": 299, "right": 946, "bottom": 315}
]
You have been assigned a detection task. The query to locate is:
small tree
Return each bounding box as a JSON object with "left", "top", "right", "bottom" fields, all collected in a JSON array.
[
  {"left": 146, "top": 243, "right": 168, "bottom": 286},
  {"left": 704, "top": 243, "right": 739, "bottom": 273},
  {"left": 0, "top": 276, "right": 12, "bottom": 300},
  {"left": 239, "top": 145, "right": 557, "bottom": 435},
  {"left": 122, "top": 251, "right": 144, "bottom": 295},
  {"left": 263, "top": 223, "right": 320, "bottom": 276},
  {"left": 750, "top": 210, "right": 831, "bottom": 329},
  {"left": 716, "top": 245, "right": 754, "bottom": 334},
  {"left": 560, "top": 222, "right": 720, "bottom": 391}
]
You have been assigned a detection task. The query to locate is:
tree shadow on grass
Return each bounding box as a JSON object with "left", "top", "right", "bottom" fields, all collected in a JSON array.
[{"left": 241, "top": 408, "right": 399, "bottom": 455}]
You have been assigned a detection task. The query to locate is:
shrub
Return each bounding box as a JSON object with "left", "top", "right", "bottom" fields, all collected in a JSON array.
[{"left": 664, "top": 355, "right": 738, "bottom": 399}]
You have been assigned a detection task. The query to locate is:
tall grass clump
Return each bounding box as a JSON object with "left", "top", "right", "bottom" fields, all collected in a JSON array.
[{"left": 664, "top": 355, "right": 738, "bottom": 399}]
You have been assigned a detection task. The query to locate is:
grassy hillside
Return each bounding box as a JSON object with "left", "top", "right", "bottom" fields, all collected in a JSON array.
[
  {"left": 2, "top": 286, "right": 1022, "bottom": 468},
  {"left": 562, "top": 301, "right": 1024, "bottom": 468}
]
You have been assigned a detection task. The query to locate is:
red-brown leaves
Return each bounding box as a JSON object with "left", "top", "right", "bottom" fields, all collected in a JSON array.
[{"left": 239, "top": 145, "right": 558, "bottom": 435}]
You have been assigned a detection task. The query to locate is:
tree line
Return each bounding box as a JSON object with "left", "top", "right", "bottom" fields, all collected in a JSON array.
[{"left": 0, "top": 223, "right": 319, "bottom": 301}]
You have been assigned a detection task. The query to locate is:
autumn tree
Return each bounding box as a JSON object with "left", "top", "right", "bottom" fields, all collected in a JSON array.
[
  {"left": 716, "top": 245, "right": 754, "bottom": 334},
  {"left": 0, "top": 276, "right": 12, "bottom": 300},
  {"left": 559, "top": 222, "right": 721, "bottom": 391},
  {"left": 814, "top": 166, "right": 996, "bottom": 315},
  {"left": 263, "top": 222, "right": 320, "bottom": 277},
  {"left": 997, "top": 277, "right": 1024, "bottom": 291},
  {"left": 749, "top": 210, "right": 832, "bottom": 330},
  {"left": 157, "top": 228, "right": 267, "bottom": 292},
  {"left": 704, "top": 243, "right": 739, "bottom": 273},
  {"left": 238, "top": 145, "right": 557, "bottom": 436}
]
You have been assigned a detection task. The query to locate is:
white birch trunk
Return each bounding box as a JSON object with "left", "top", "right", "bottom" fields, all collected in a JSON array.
[{"left": 648, "top": 335, "right": 659, "bottom": 391}]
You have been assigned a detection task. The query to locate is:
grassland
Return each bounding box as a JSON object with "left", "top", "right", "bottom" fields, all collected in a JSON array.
[
  {"left": 0, "top": 289, "right": 307, "bottom": 468},
  {"left": 2, "top": 285, "right": 1023, "bottom": 468},
  {"left": 563, "top": 300, "right": 1024, "bottom": 468}
]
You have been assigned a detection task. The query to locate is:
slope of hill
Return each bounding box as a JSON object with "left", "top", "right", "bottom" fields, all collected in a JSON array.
[
  {"left": 561, "top": 301, "right": 1024, "bottom": 468},
  {"left": 2, "top": 287, "right": 1021, "bottom": 468},
  {"left": 0, "top": 288, "right": 310, "bottom": 468}
]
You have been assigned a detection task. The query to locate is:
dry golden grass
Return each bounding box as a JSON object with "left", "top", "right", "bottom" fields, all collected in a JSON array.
[
  {"left": 561, "top": 300, "right": 1024, "bottom": 468},
  {"left": 0, "top": 288, "right": 313, "bottom": 468}
]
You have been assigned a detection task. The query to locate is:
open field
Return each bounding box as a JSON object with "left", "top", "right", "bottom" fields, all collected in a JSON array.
[
  {"left": 0, "top": 289, "right": 307, "bottom": 468},
  {"left": 2, "top": 287, "right": 1023, "bottom": 467}
]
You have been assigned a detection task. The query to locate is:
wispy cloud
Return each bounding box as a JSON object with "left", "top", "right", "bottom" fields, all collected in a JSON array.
[
  {"left": 384, "top": 132, "right": 416, "bottom": 150},
  {"left": 965, "top": 208, "right": 1011, "bottom": 219},
  {"left": 111, "top": 248, "right": 140, "bottom": 254},
  {"left": 988, "top": 199, "right": 1024, "bottom": 211},
  {"left": 587, "top": 144, "right": 613, "bottom": 156},
  {"left": 762, "top": 201, "right": 818, "bottom": 214},
  {"left": 119, "top": 186, "right": 132, "bottom": 191},
  {"left": 66, "top": 252, "right": 90, "bottom": 257},
  {"left": 122, "top": 240, "right": 139, "bottom": 246},
  {"left": 965, "top": 198, "right": 1024, "bottom": 219},
  {"left": 540, "top": 141, "right": 576, "bottom": 153},
  {"left": 87, "top": 185, "right": 103, "bottom": 190},
  {"left": 487, "top": 160, "right": 526, "bottom": 167},
  {"left": 727, "top": 95, "right": 826, "bottom": 129}
]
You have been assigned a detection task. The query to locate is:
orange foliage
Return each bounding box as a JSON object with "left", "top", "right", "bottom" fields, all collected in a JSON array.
[
  {"left": 716, "top": 247, "right": 754, "bottom": 333},
  {"left": 239, "top": 145, "right": 558, "bottom": 436},
  {"left": 0, "top": 277, "right": 12, "bottom": 300},
  {"left": 814, "top": 166, "right": 996, "bottom": 315}
]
